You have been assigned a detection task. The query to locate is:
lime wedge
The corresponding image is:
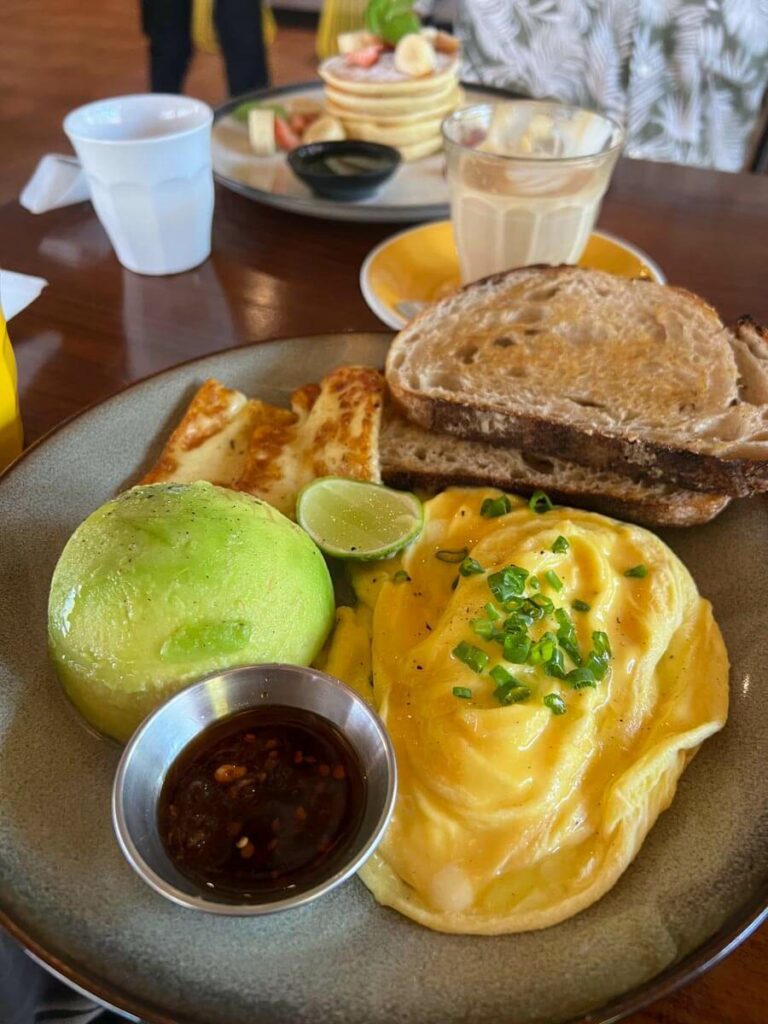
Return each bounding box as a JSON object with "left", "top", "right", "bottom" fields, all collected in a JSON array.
[{"left": 296, "top": 477, "right": 423, "bottom": 560}]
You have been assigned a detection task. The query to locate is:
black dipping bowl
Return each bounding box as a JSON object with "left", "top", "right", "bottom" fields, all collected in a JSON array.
[{"left": 287, "top": 141, "right": 401, "bottom": 201}]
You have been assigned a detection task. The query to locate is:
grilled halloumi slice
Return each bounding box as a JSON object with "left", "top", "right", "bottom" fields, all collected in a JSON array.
[
  {"left": 235, "top": 365, "right": 384, "bottom": 516},
  {"left": 140, "top": 366, "right": 384, "bottom": 518},
  {"left": 141, "top": 379, "right": 296, "bottom": 488}
]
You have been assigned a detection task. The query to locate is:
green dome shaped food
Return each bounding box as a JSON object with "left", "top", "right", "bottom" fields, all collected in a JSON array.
[{"left": 48, "top": 482, "right": 335, "bottom": 742}]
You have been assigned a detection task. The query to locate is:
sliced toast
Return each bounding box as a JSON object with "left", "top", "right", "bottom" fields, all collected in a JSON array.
[
  {"left": 385, "top": 267, "right": 768, "bottom": 497},
  {"left": 379, "top": 408, "right": 730, "bottom": 528}
]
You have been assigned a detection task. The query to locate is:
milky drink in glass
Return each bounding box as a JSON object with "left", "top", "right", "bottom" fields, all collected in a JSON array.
[{"left": 443, "top": 102, "right": 623, "bottom": 283}]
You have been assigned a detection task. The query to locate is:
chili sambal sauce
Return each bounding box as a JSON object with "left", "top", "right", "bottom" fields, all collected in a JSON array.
[{"left": 158, "top": 706, "right": 366, "bottom": 899}]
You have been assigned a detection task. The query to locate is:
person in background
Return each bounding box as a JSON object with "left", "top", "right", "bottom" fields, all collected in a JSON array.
[
  {"left": 141, "top": 0, "right": 269, "bottom": 96},
  {"left": 457, "top": 0, "right": 768, "bottom": 173}
]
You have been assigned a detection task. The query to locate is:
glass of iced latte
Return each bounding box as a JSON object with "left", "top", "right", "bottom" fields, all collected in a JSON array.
[{"left": 442, "top": 101, "right": 624, "bottom": 283}]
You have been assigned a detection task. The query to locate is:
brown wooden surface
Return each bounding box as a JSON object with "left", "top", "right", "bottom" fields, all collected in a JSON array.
[
  {"left": 1, "top": 156, "right": 767, "bottom": 1024},
  {"left": 0, "top": 0, "right": 318, "bottom": 204}
]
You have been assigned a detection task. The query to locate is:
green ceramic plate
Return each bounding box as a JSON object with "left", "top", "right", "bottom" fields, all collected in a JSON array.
[{"left": 1, "top": 334, "right": 766, "bottom": 1024}]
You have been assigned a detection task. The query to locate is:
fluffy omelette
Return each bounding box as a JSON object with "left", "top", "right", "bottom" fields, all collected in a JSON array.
[{"left": 318, "top": 487, "right": 728, "bottom": 934}]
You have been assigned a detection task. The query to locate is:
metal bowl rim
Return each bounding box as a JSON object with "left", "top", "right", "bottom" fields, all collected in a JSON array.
[{"left": 111, "top": 662, "right": 398, "bottom": 915}]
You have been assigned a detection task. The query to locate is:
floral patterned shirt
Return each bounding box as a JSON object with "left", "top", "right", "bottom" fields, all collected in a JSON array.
[{"left": 457, "top": 0, "right": 768, "bottom": 171}]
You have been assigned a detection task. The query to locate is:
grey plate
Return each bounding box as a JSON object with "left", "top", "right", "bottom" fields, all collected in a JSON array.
[
  {"left": 1, "top": 333, "right": 767, "bottom": 1024},
  {"left": 212, "top": 82, "right": 505, "bottom": 223}
]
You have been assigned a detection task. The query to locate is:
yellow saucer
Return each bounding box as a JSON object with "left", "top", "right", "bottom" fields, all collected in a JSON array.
[{"left": 360, "top": 220, "right": 665, "bottom": 329}]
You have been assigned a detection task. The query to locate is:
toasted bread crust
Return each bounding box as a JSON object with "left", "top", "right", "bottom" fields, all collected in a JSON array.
[
  {"left": 381, "top": 464, "right": 728, "bottom": 527},
  {"left": 379, "top": 404, "right": 730, "bottom": 527},
  {"left": 386, "top": 266, "right": 768, "bottom": 498},
  {"left": 388, "top": 385, "right": 767, "bottom": 498}
]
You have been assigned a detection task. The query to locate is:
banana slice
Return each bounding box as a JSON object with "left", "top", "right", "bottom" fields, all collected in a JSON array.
[
  {"left": 394, "top": 34, "right": 437, "bottom": 78},
  {"left": 248, "top": 108, "right": 276, "bottom": 156},
  {"left": 302, "top": 115, "right": 346, "bottom": 145},
  {"left": 338, "top": 30, "right": 378, "bottom": 55}
]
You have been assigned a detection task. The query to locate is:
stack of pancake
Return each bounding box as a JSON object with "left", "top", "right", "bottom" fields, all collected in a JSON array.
[{"left": 319, "top": 51, "right": 461, "bottom": 161}]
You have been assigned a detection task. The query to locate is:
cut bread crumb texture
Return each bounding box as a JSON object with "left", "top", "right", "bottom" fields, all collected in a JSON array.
[
  {"left": 385, "top": 266, "right": 768, "bottom": 497},
  {"left": 379, "top": 407, "right": 730, "bottom": 528}
]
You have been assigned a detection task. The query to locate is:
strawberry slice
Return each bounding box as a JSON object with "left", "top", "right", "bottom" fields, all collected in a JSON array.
[
  {"left": 289, "top": 113, "right": 309, "bottom": 137},
  {"left": 346, "top": 42, "right": 384, "bottom": 68},
  {"left": 274, "top": 116, "right": 301, "bottom": 151}
]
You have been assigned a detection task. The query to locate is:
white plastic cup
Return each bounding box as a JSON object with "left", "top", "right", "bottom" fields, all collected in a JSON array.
[{"left": 64, "top": 95, "right": 214, "bottom": 276}]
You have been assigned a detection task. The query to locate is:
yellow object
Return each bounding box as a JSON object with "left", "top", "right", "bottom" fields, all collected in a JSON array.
[
  {"left": 0, "top": 308, "right": 23, "bottom": 472},
  {"left": 325, "top": 488, "right": 729, "bottom": 934},
  {"left": 316, "top": 0, "right": 368, "bottom": 59},
  {"left": 192, "top": 0, "right": 277, "bottom": 55},
  {"left": 364, "top": 221, "right": 665, "bottom": 328}
]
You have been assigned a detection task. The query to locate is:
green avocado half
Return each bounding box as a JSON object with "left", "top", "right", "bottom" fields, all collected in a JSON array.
[{"left": 48, "top": 481, "right": 335, "bottom": 743}]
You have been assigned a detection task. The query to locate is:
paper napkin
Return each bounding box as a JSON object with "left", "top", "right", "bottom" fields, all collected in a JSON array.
[{"left": 20, "top": 154, "right": 89, "bottom": 215}]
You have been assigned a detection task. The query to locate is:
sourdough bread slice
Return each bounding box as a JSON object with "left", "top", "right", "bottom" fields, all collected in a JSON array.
[
  {"left": 380, "top": 409, "right": 730, "bottom": 528},
  {"left": 385, "top": 266, "right": 768, "bottom": 497}
]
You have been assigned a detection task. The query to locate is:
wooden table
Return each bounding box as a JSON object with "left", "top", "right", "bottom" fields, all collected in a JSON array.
[{"left": 2, "top": 156, "right": 767, "bottom": 1024}]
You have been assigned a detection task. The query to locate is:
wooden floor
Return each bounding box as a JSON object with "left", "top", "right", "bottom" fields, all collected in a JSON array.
[{"left": 0, "top": 0, "right": 316, "bottom": 204}]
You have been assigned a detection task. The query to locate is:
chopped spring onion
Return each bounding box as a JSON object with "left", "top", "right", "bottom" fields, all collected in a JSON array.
[
  {"left": 392, "top": 569, "right": 411, "bottom": 584},
  {"left": 528, "top": 575, "right": 540, "bottom": 591},
  {"left": 484, "top": 602, "right": 501, "bottom": 621},
  {"left": 488, "top": 564, "right": 529, "bottom": 603},
  {"left": 494, "top": 680, "right": 531, "bottom": 706},
  {"left": 554, "top": 608, "right": 573, "bottom": 631},
  {"left": 504, "top": 608, "right": 535, "bottom": 629},
  {"left": 528, "top": 631, "right": 557, "bottom": 666},
  {"left": 545, "top": 570, "right": 564, "bottom": 592},
  {"left": 584, "top": 651, "right": 610, "bottom": 681},
  {"left": 530, "top": 593, "right": 554, "bottom": 614},
  {"left": 489, "top": 664, "right": 516, "bottom": 687},
  {"left": 459, "top": 557, "right": 485, "bottom": 577},
  {"left": 592, "top": 631, "right": 612, "bottom": 658},
  {"left": 452, "top": 641, "right": 489, "bottom": 674},
  {"left": 544, "top": 647, "right": 566, "bottom": 678},
  {"left": 436, "top": 547, "right": 469, "bottom": 563},
  {"left": 480, "top": 495, "right": 512, "bottom": 518},
  {"left": 470, "top": 618, "right": 497, "bottom": 640},
  {"left": 529, "top": 490, "right": 554, "bottom": 514},
  {"left": 452, "top": 686, "right": 473, "bottom": 700},
  {"left": 624, "top": 564, "right": 648, "bottom": 578},
  {"left": 543, "top": 693, "right": 567, "bottom": 715},
  {"left": 583, "top": 630, "right": 613, "bottom": 681},
  {"left": 551, "top": 535, "right": 569, "bottom": 554},
  {"left": 571, "top": 599, "right": 591, "bottom": 612},
  {"left": 503, "top": 632, "right": 531, "bottom": 664},
  {"left": 523, "top": 597, "right": 548, "bottom": 621},
  {"left": 566, "top": 667, "right": 597, "bottom": 689},
  {"left": 554, "top": 607, "right": 582, "bottom": 666}
]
